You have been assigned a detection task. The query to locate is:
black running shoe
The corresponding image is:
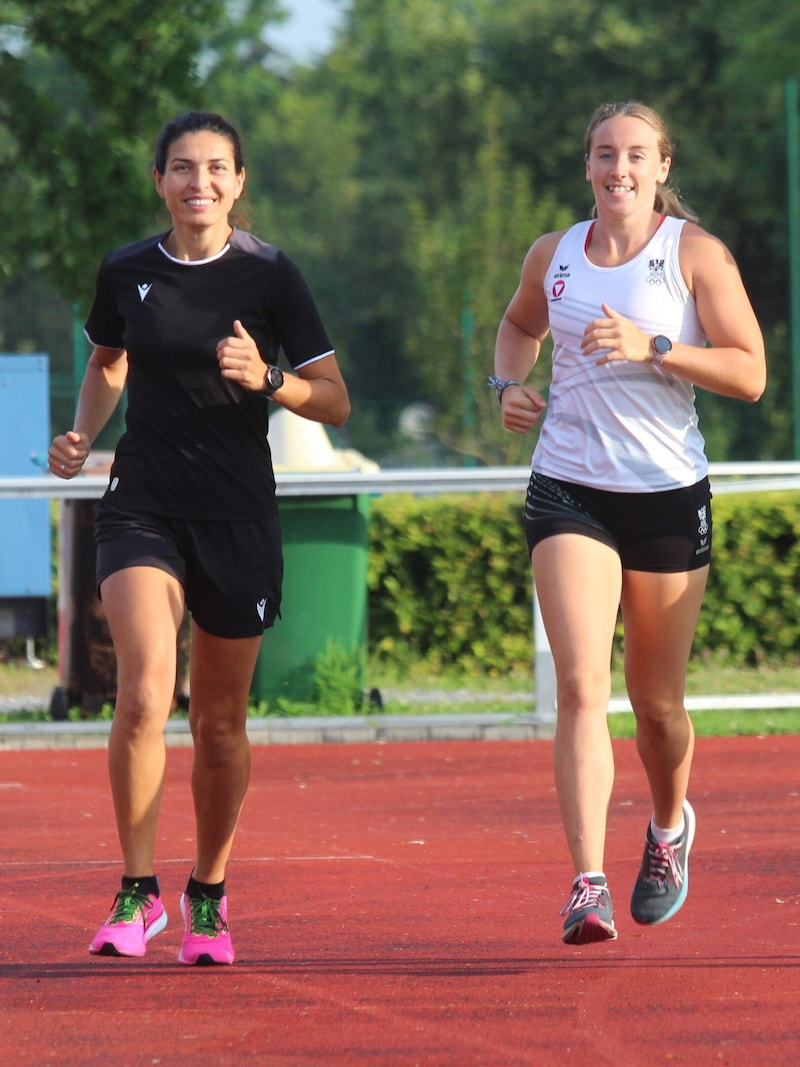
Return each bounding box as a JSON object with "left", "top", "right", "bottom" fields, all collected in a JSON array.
[
  {"left": 630, "top": 800, "right": 696, "bottom": 925},
  {"left": 560, "top": 875, "right": 618, "bottom": 944}
]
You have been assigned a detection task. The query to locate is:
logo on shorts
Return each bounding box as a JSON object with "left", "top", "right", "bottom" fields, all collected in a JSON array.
[
  {"left": 696, "top": 505, "right": 709, "bottom": 554},
  {"left": 256, "top": 598, "right": 267, "bottom": 621}
]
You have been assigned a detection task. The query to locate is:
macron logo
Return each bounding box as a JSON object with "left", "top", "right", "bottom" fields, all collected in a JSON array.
[
  {"left": 256, "top": 598, "right": 267, "bottom": 622},
  {"left": 137, "top": 283, "right": 153, "bottom": 302}
]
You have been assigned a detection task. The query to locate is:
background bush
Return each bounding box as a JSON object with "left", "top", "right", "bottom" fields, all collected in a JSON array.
[
  {"left": 368, "top": 492, "right": 533, "bottom": 676},
  {"left": 7, "top": 489, "right": 799, "bottom": 682},
  {"left": 368, "top": 490, "right": 800, "bottom": 674}
]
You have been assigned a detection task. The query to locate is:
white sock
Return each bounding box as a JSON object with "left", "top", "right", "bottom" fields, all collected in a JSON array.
[
  {"left": 575, "top": 870, "right": 606, "bottom": 884},
  {"left": 651, "top": 816, "right": 684, "bottom": 843}
]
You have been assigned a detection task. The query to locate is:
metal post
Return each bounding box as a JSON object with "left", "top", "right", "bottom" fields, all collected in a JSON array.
[
  {"left": 72, "top": 304, "right": 87, "bottom": 408},
  {"left": 533, "top": 584, "right": 557, "bottom": 724},
  {"left": 461, "top": 288, "right": 477, "bottom": 467},
  {"left": 787, "top": 77, "right": 800, "bottom": 459}
]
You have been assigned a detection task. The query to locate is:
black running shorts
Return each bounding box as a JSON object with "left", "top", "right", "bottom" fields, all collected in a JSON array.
[
  {"left": 94, "top": 506, "right": 283, "bottom": 637},
  {"left": 523, "top": 472, "right": 712, "bottom": 573}
]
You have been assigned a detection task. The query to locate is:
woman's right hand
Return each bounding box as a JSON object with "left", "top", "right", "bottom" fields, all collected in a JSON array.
[
  {"left": 49, "top": 430, "right": 90, "bottom": 479},
  {"left": 501, "top": 386, "right": 547, "bottom": 434}
]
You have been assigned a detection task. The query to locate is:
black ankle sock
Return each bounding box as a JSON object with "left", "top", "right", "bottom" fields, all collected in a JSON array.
[
  {"left": 121, "top": 874, "right": 160, "bottom": 897},
  {"left": 186, "top": 874, "right": 225, "bottom": 901}
]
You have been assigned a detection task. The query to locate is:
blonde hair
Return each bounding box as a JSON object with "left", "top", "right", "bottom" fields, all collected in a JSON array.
[{"left": 584, "top": 101, "right": 698, "bottom": 222}]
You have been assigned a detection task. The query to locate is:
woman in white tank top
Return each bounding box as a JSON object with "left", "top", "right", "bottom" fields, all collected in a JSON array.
[{"left": 491, "top": 101, "right": 765, "bottom": 946}]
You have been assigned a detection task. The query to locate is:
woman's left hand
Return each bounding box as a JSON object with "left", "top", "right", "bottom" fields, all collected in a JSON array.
[
  {"left": 581, "top": 303, "right": 650, "bottom": 365},
  {"left": 216, "top": 319, "right": 269, "bottom": 391}
]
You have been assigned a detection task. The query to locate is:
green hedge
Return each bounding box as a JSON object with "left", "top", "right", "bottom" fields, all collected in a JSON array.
[
  {"left": 367, "top": 490, "right": 800, "bottom": 673},
  {"left": 368, "top": 492, "right": 533, "bottom": 675},
  {"left": 16, "top": 490, "right": 799, "bottom": 678},
  {"left": 699, "top": 491, "right": 800, "bottom": 664}
]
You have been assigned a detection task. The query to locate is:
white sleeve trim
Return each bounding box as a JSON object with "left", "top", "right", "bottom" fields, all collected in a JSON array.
[{"left": 294, "top": 349, "right": 335, "bottom": 370}]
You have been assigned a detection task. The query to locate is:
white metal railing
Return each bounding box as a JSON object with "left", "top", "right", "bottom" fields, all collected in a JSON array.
[
  {"left": 1, "top": 466, "right": 532, "bottom": 499},
  {"left": 3, "top": 463, "right": 800, "bottom": 722},
  {"left": 3, "top": 461, "right": 800, "bottom": 499}
]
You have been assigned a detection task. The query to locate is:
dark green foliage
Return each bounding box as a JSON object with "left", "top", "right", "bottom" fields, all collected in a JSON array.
[
  {"left": 368, "top": 492, "right": 534, "bottom": 674},
  {"left": 699, "top": 493, "right": 800, "bottom": 664},
  {"left": 312, "top": 640, "right": 366, "bottom": 716},
  {"left": 2, "top": 0, "right": 798, "bottom": 461},
  {"left": 368, "top": 491, "right": 800, "bottom": 674},
  {"left": 0, "top": 0, "right": 233, "bottom": 306}
]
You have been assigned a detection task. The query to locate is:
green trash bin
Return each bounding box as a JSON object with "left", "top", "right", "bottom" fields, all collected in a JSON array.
[{"left": 250, "top": 493, "right": 370, "bottom": 707}]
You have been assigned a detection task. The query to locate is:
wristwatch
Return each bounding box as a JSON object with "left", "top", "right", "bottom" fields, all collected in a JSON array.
[
  {"left": 262, "top": 365, "right": 284, "bottom": 396},
  {"left": 649, "top": 335, "right": 672, "bottom": 366}
]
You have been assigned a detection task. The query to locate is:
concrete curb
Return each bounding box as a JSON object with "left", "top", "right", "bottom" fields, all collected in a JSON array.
[{"left": 0, "top": 711, "right": 556, "bottom": 751}]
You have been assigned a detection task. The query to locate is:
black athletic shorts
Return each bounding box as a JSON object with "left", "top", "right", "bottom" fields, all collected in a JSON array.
[
  {"left": 523, "top": 472, "right": 712, "bottom": 573},
  {"left": 94, "top": 506, "right": 283, "bottom": 638}
]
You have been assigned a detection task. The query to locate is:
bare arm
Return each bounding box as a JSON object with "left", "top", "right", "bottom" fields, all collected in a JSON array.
[
  {"left": 271, "top": 354, "right": 351, "bottom": 427},
  {"left": 216, "top": 319, "right": 351, "bottom": 427},
  {"left": 493, "top": 234, "right": 560, "bottom": 433},
  {"left": 677, "top": 225, "right": 766, "bottom": 401},
  {"left": 48, "top": 346, "right": 128, "bottom": 478},
  {"left": 580, "top": 224, "right": 766, "bottom": 402}
]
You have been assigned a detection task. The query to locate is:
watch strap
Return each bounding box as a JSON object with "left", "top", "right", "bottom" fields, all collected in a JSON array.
[{"left": 487, "top": 374, "right": 521, "bottom": 404}]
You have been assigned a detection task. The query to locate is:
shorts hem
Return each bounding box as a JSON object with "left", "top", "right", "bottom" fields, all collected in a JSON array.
[{"left": 191, "top": 614, "right": 279, "bottom": 640}]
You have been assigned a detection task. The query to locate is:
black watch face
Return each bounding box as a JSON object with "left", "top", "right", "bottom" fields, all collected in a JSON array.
[{"left": 269, "top": 367, "right": 283, "bottom": 388}]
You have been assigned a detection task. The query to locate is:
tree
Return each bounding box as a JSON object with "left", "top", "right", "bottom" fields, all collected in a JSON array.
[
  {"left": 294, "top": 0, "right": 498, "bottom": 456},
  {"left": 406, "top": 93, "right": 573, "bottom": 465},
  {"left": 0, "top": 0, "right": 286, "bottom": 437},
  {"left": 474, "top": 0, "right": 800, "bottom": 459},
  {"left": 0, "top": 0, "right": 230, "bottom": 309},
  {"left": 2, "top": 0, "right": 798, "bottom": 461}
]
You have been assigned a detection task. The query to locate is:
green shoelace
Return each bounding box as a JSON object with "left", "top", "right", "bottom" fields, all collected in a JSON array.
[
  {"left": 109, "top": 884, "right": 151, "bottom": 925},
  {"left": 186, "top": 893, "right": 227, "bottom": 937}
]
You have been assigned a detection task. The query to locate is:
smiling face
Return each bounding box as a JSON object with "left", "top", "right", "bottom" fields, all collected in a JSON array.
[
  {"left": 585, "top": 114, "right": 671, "bottom": 219},
  {"left": 154, "top": 129, "right": 245, "bottom": 238}
]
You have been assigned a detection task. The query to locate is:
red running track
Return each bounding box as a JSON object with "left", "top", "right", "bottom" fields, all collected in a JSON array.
[{"left": 1, "top": 735, "right": 798, "bottom": 1066}]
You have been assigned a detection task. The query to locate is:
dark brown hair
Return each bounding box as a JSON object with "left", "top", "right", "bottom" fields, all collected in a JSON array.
[{"left": 153, "top": 111, "right": 245, "bottom": 175}]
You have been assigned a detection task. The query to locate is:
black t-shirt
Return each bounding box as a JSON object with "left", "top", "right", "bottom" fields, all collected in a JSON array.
[{"left": 85, "top": 229, "right": 333, "bottom": 520}]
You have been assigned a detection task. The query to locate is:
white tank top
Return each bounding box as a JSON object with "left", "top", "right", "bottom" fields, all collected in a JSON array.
[{"left": 532, "top": 216, "right": 708, "bottom": 491}]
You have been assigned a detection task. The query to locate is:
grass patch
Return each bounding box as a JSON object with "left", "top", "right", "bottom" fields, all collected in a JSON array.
[
  {"left": 608, "top": 706, "right": 800, "bottom": 739},
  {"left": 3, "top": 656, "right": 800, "bottom": 737}
]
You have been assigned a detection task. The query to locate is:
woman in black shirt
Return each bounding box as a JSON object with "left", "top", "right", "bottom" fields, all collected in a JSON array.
[{"left": 50, "top": 111, "right": 350, "bottom": 965}]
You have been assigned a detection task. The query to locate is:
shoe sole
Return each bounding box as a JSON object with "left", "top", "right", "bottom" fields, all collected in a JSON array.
[
  {"left": 562, "top": 914, "right": 618, "bottom": 945},
  {"left": 178, "top": 950, "right": 233, "bottom": 966}
]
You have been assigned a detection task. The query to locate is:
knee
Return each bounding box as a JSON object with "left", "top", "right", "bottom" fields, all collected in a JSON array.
[
  {"left": 113, "top": 679, "right": 171, "bottom": 737},
  {"left": 630, "top": 692, "right": 689, "bottom": 736},
  {"left": 190, "top": 713, "right": 248, "bottom": 765},
  {"left": 556, "top": 669, "right": 610, "bottom": 715}
]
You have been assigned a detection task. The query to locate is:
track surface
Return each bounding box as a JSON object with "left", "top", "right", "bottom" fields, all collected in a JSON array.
[{"left": 2, "top": 735, "right": 798, "bottom": 1066}]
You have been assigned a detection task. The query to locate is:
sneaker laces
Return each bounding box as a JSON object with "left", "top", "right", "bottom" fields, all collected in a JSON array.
[
  {"left": 560, "top": 878, "right": 606, "bottom": 917},
  {"left": 643, "top": 837, "right": 684, "bottom": 889},
  {"left": 108, "top": 884, "right": 151, "bottom": 925},
  {"left": 186, "top": 893, "right": 228, "bottom": 937}
]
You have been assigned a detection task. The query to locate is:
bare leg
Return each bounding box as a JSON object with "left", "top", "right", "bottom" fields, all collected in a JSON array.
[
  {"left": 532, "top": 534, "right": 623, "bottom": 875},
  {"left": 621, "top": 566, "right": 708, "bottom": 828},
  {"left": 101, "top": 566, "right": 185, "bottom": 877},
  {"left": 188, "top": 623, "right": 263, "bottom": 885}
]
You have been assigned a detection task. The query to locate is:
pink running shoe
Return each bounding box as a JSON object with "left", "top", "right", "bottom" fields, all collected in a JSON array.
[
  {"left": 89, "top": 884, "right": 167, "bottom": 957},
  {"left": 178, "top": 892, "right": 235, "bottom": 966}
]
